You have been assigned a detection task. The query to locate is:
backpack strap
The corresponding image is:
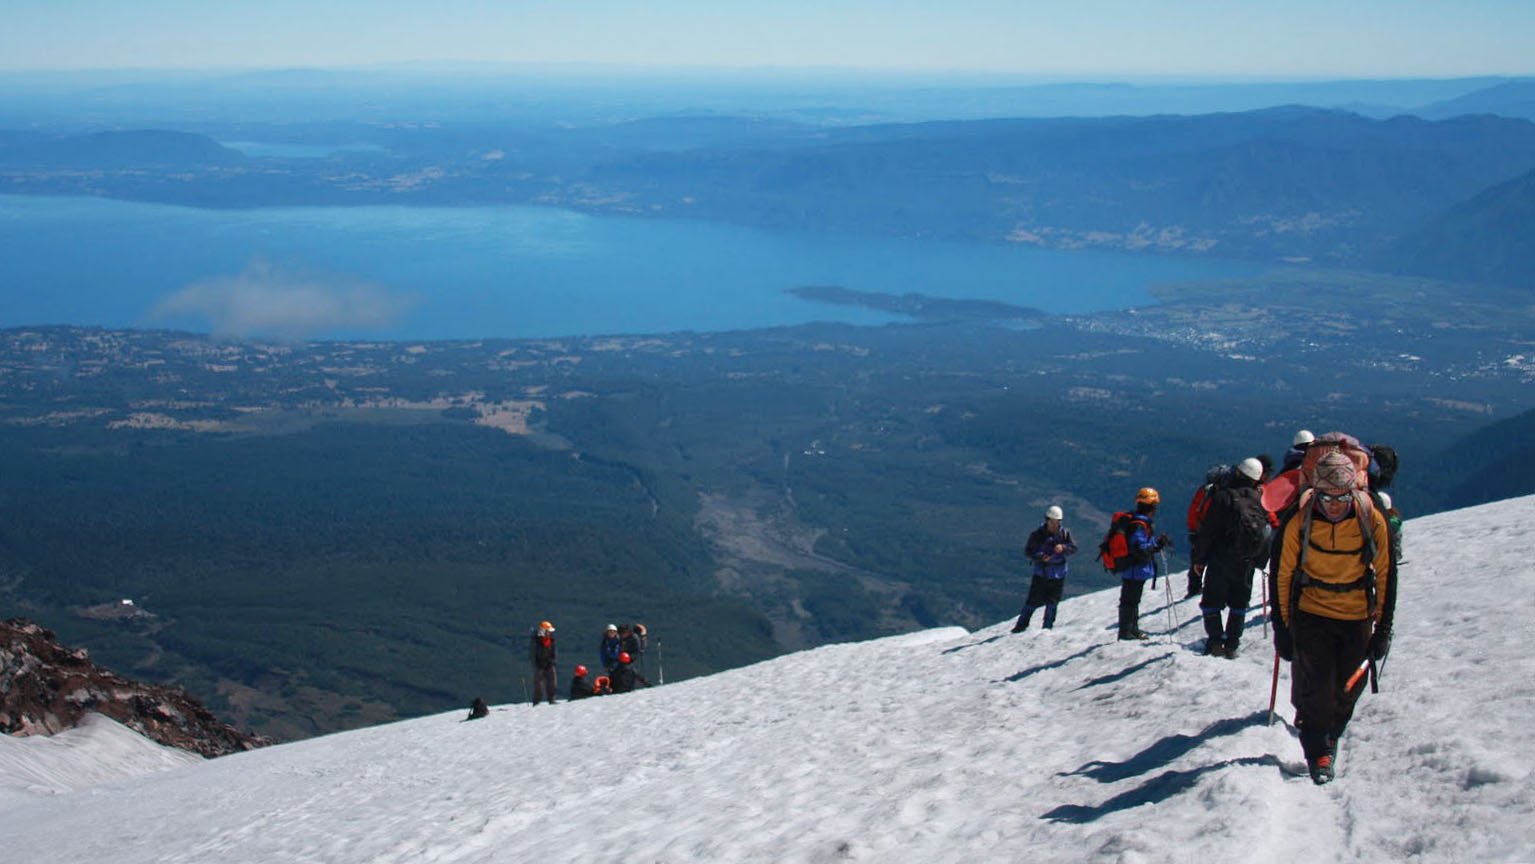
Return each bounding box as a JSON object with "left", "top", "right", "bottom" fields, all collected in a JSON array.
[
  {"left": 1294, "top": 488, "right": 1378, "bottom": 619},
  {"left": 1352, "top": 490, "right": 1379, "bottom": 618}
]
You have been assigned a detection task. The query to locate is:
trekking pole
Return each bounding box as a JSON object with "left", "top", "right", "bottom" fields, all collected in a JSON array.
[
  {"left": 520, "top": 675, "right": 529, "bottom": 704},
  {"left": 656, "top": 638, "right": 665, "bottom": 686},
  {"left": 1267, "top": 651, "right": 1281, "bottom": 726},
  {"left": 1260, "top": 567, "right": 1270, "bottom": 638},
  {"left": 1158, "top": 551, "right": 1177, "bottom": 642}
]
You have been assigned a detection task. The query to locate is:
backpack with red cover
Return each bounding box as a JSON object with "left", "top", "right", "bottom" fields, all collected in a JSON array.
[
  {"left": 1300, "top": 432, "right": 1372, "bottom": 492},
  {"left": 1263, "top": 432, "right": 1373, "bottom": 514},
  {"left": 1099, "top": 511, "right": 1151, "bottom": 573}
]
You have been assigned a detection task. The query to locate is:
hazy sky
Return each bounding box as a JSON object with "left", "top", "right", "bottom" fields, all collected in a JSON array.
[{"left": 3, "top": 0, "right": 1532, "bottom": 77}]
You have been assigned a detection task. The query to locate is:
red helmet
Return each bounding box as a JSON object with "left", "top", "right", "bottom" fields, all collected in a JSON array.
[
  {"left": 574, "top": 665, "right": 588, "bottom": 677},
  {"left": 618, "top": 652, "right": 632, "bottom": 664}
]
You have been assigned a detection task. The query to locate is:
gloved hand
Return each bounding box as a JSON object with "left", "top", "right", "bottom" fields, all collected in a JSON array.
[
  {"left": 1274, "top": 624, "right": 1294, "bottom": 663},
  {"left": 1369, "top": 627, "right": 1391, "bottom": 661},
  {"left": 1155, "top": 532, "right": 1171, "bottom": 550}
]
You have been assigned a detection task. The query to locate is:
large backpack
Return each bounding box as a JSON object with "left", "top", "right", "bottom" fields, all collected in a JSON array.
[
  {"left": 1300, "top": 432, "right": 1372, "bottom": 491},
  {"left": 1223, "top": 487, "right": 1273, "bottom": 561},
  {"left": 1265, "top": 432, "right": 1373, "bottom": 515},
  {"left": 1099, "top": 511, "right": 1152, "bottom": 573}
]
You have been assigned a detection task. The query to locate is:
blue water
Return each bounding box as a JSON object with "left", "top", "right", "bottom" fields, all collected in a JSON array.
[{"left": 0, "top": 194, "right": 1260, "bottom": 340}]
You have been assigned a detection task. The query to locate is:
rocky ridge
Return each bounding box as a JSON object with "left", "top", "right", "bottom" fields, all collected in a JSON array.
[{"left": 1, "top": 618, "right": 267, "bottom": 757}]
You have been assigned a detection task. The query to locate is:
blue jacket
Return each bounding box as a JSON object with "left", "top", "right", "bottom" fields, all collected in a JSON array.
[
  {"left": 1025, "top": 522, "right": 1078, "bottom": 579},
  {"left": 598, "top": 634, "right": 622, "bottom": 669},
  {"left": 1122, "top": 514, "right": 1161, "bottom": 582}
]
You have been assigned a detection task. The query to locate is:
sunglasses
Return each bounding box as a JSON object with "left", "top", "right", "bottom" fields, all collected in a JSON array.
[{"left": 1316, "top": 491, "right": 1353, "bottom": 504}]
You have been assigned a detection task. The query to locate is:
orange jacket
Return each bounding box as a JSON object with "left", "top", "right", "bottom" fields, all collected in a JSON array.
[{"left": 1277, "top": 495, "right": 1391, "bottom": 623}]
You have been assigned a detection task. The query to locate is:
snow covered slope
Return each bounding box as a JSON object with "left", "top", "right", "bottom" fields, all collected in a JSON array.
[
  {"left": 3, "top": 496, "right": 1533, "bottom": 863},
  {"left": 0, "top": 713, "right": 200, "bottom": 807}
]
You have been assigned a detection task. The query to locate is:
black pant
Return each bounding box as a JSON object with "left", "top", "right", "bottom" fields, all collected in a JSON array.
[
  {"left": 1290, "top": 610, "right": 1371, "bottom": 759},
  {"left": 1016, "top": 575, "right": 1066, "bottom": 628},
  {"left": 1200, "top": 557, "right": 1255, "bottom": 645},
  {"left": 1118, "top": 578, "right": 1147, "bottom": 637},
  {"left": 531, "top": 665, "right": 557, "bottom": 704}
]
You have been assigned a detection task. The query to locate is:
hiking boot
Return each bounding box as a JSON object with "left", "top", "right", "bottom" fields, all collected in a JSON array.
[
  {"left": 1308, "top": 754, "right": 1335, "bottom": 785},
  {"left": 1011, "top": 624, "right": 1028, "bottom": 633},
  {"left": 1118, "top": 630, "right": 1151, "bottom": 641},
  {"left": 1223, "top": 641, "right": 1240, "bottom": 659},
  {"left": 1204, "top": 638, "right": 1225, "bottom": 657}
]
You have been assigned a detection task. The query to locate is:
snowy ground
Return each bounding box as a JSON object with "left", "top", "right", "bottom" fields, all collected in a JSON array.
[{"left": 3, "top": 496, "right": 1534, "bottom": 863}]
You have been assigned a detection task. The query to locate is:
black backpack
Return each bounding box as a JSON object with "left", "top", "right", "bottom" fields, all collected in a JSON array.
[
  {"left": 1368, "top": 444, "right": 1399, "bottom": 490},
  {"left": 1223, "top": 488, "right": 1272, "bottom": 561}
]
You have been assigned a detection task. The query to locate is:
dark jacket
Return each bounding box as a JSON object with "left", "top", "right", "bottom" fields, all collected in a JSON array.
[
  {"left": 620, "top": 632, "right": 643, "bottom": 660},
  {"left": 1191, "top": 479, "right": 1269, "bottom": 567},
  {"left": 569, "top": 674, "right": 596, "bottom": 700},
  {"left": 610, "top": 662, "right": 650, "bottom": 693},
  {"left": 1024, "top": 523, "right": 1078, "bottom": 579},
  {"left": 1282, "top": 445, "right": 1309, "bottom": 473},
  {"left": 529, "top": 633, "right": 557, "bottom": 670}
]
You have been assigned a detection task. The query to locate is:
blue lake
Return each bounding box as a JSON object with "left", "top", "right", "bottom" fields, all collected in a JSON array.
[{"left": 0, "top": 194, "right": 1261, "bottom": 340}]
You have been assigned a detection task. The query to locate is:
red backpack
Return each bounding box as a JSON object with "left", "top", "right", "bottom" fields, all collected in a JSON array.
[
  {"left": 1099, "top": 511, "right": 1152, "bottom": 572},
  {"left": 1186, "top": 464, "right": 1231, "bottom": 537}
]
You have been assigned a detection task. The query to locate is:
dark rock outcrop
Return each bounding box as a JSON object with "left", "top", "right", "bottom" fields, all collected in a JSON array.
[{"left": 1, "top": 618, "right": 268, "bottom": 757}]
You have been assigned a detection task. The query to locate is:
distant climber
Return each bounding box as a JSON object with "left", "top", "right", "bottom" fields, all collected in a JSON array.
[
  {"left": 610, "top": 651, "right": 651, "bottom": 693},
  {"left": 599, "top": 624, "right": 622, "bottom": 673},
  {"left": 529, "top": 620, "right": 558, "bottom": 705},
  {"left": 569, "top": 664, "right": 597, "bottom": 700},
  {"left": 1011, "top": 505, "right": 1078, "bottom": 632}
]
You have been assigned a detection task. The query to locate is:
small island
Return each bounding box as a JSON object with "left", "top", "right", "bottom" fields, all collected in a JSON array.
[{"left": 789, "top": 285, "right": 1047, "bottom": 323}]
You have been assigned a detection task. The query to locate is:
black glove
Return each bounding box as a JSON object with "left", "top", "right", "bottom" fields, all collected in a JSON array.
[
  {"left": 1274, "top": 624, "right": 1294, "bottom": 663},
  {"left": 1155, "top": 533, "right": 1171, "bottom": 550},
  {"left": 1369, "top": 627, "right": 1391, "bottom": 662}
]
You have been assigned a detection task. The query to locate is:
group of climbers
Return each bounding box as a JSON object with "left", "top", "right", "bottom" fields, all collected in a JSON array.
[
  {"left": 505, "top": 428, "right": 1401, "bottom": 789},
  {"left": 525, "top": 619, "right": 653, "bottom": 706},
  {"left": 1007, "top": 428, "right": 1402, "bottom": 786}
]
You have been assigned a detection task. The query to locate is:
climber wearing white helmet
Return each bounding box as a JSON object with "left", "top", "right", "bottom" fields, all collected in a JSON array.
[{"left": 1011, "top": 505, "right": 1078, "bottom": 633}]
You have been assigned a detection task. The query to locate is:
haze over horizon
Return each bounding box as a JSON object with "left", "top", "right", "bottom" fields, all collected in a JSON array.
[{"left": 5, "top": 0, "right": 1533, "bottom": 78}]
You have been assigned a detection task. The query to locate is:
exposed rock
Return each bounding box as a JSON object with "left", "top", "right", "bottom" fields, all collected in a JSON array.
[{"left": 1, "top": 618, "right": 268, "bottom": 757}]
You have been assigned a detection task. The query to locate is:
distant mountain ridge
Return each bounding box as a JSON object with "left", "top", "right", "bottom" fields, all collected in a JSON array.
[
  {"left": 0, "top": 129, "right": 244, "bottom": 168},
  {"left": 1385, "top": 166, "right": 1535, "bottom": 290},
  {"left": 1411, "top": 405, "right": 1535, "bottom": 510},
  {"left": 1418, "top": 79, "right": 1535, "bottom": 121},
  {"left": 4, "top": 107, "right": 1535, "bottom": 265}
]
